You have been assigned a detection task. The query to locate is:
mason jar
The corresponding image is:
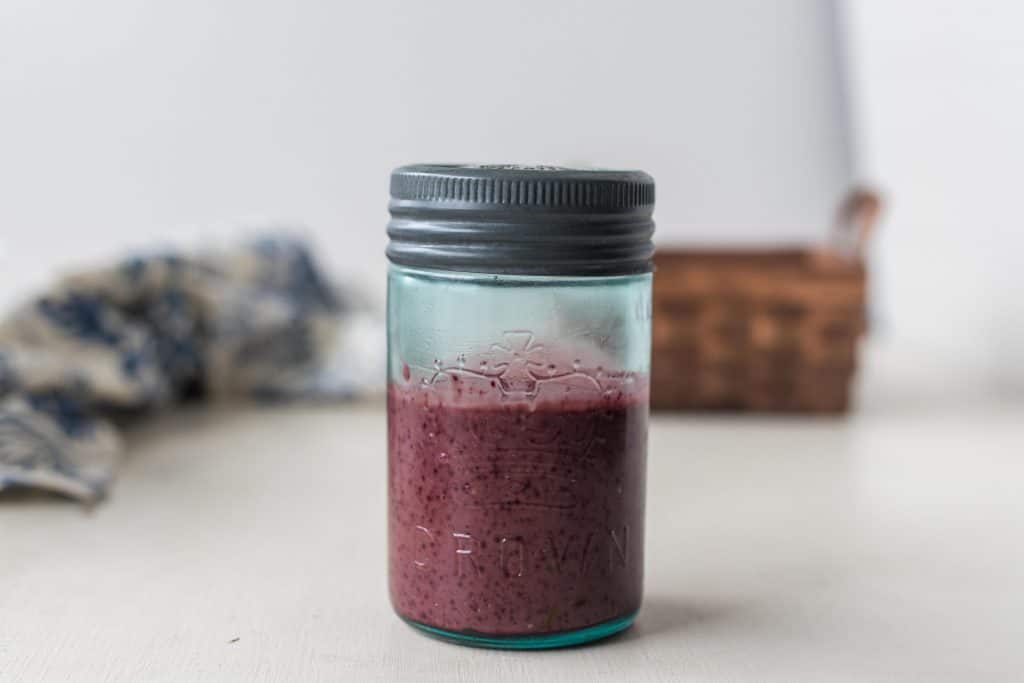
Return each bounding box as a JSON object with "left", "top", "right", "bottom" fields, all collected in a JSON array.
[{"left": 386, "top": 164, "right": 655, "bottom": 649}]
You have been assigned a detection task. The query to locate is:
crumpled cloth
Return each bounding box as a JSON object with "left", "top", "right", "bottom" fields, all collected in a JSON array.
[{"left": 0, "top": 236, "right": 381, "bottom": 502}]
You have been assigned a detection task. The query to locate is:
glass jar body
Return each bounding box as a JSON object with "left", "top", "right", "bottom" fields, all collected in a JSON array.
[{"left": 387, "top": 264, "right": 651, "bottom": 648}]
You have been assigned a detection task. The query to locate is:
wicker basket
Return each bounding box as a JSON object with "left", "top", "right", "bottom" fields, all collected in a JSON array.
[{"left": 651, "top": 189, "right": 881, "bottom": 413}]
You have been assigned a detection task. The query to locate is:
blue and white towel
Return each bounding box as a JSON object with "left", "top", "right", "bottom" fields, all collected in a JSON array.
[{"left": 0, "top": 237, "right": 381, "bottom": 502}]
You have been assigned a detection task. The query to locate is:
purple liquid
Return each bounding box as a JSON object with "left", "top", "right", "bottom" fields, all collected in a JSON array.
[{"left": 388, "top": 375, "right": 647, "bottom": 637}]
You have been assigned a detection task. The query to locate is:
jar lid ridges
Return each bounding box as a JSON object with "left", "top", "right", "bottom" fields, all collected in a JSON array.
[{"left": 387, "top": 164, "right": 656, "bottom": 277}]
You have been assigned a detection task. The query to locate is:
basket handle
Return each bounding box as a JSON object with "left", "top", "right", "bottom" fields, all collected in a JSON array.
[{"left": 827, "top": 187, "right": 882, "bottom": 261}]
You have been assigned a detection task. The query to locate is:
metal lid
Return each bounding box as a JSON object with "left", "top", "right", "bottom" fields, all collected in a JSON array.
[{"left": 387, "top": 164, "right": 655, "bottom": 276}]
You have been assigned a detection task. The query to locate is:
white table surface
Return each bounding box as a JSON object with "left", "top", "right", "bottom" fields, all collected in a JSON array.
[{"left": 2, "top": 347, "right": 1022, "bottom": 682}]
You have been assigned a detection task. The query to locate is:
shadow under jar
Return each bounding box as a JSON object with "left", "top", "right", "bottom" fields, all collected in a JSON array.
[{"left": 386, "top": 164, "right": 655, "bottom": 649}]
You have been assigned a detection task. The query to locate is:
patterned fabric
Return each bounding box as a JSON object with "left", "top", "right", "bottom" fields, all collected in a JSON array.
[{"left": 0, "top": 237, "right": 381, "bottom": 502}]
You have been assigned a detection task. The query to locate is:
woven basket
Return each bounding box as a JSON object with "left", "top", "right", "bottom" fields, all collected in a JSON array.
[{"left": 651, "top": 189, "right": 881, "bottom": 413}]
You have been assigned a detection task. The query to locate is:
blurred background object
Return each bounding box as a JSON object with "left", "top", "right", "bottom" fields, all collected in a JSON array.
[
  {"left": 0, "top": 236, "right": 381, "bottom": 501},
  {"left": 652, "top": 189, "right": 879, "bottom": 413}
]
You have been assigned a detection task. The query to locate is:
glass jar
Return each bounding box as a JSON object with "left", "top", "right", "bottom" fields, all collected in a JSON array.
[{"left": 386, "top": 165, "right": 655, "bottom": 649}]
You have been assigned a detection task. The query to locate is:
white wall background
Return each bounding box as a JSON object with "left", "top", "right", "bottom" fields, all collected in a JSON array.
[
  {"left": 844, "top": 0, "right": 1024, "bottom": 390},
  {"left": 0, "top": 0, "right": 851, "bottom": 309},
  {"left": 3, "top": 0, "right": 1020, "bottom": 388}
]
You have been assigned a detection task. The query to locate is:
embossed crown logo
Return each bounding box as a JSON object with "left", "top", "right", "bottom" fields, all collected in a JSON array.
[
  {"left": 423, "top": 330, "right": 601, "bottom": 401},
  {"left": 488, "top": 331, "right": 547, "bottom": 398}
]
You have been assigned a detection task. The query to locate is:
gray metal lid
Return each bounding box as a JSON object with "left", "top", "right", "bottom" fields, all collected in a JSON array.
[{"left": 387, "top": 164, "right": 655, "bottom": 276}]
